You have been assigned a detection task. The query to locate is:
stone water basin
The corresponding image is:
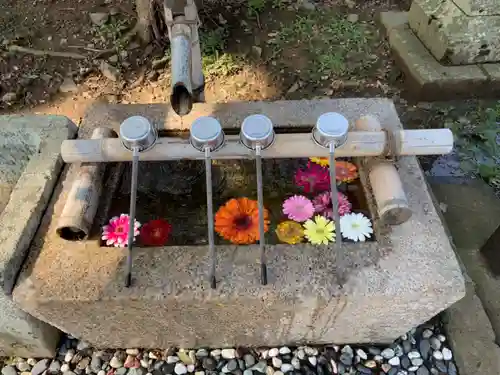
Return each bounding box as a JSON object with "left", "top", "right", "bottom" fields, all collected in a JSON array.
[
  {"left": 0, "top": 115, "right": 76, "bottom": 357},
  {"left": 12, "top": 100, "right": 465, "bottom": 349}
]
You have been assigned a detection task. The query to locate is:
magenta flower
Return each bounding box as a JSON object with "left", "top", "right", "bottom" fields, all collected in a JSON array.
[
  {"left": 294, "top": 162, "right": 330, "bottom": 193},
  {"left": 102, "top": 214, "right": 141, "bottom": 247},
  {"left": 313, "top": 191, "right": 352, "bottom": 219},
  {"left": 283, "top": 195, "right": 315, "bottom": 222}
]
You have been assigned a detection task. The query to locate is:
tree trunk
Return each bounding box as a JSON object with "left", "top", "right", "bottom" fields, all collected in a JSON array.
[{"left": 135, "top": 0, "right": 152, "bottom": 43}]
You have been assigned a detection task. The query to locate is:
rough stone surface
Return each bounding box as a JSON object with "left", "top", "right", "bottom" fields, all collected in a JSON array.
[
  {"left": 13, "top": 100, "right": 465, "bottom": 348},
  {"left": 408, "top": 0, "right": 500, "bottom": 64},
  {"left": 380, "top": 16, "right": 491, "bottom": 100},
  {"left": 0, "top": 115, "right": 76, "bottom": 357},
  {"left": 430, "top": 180, "right": 500, "bottom": 344}
]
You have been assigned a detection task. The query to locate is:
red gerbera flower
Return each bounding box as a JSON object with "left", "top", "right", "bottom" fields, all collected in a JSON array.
[
  {"left": 294, "top": 162, "right": 330, "bottom": 193},
  {"left": 140, "top": 219, "right": 172, "bottom": 246}
]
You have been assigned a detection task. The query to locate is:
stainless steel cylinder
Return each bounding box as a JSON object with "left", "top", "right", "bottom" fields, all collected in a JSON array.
[
  {"left": 240, "top": 114, "right": 275, "bottom": 150},
  {"left": 189, "top": 116, "right": 225, "bottom": 152},
  {"left": 312, "top": 112, "right": 349, "bottom": 148},
  {"left": 119, "top": 116, "right": 157, "bottom": 152}
]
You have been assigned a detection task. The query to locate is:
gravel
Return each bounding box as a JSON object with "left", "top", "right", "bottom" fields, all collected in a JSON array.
[{"left": 0, "top": 321, "right": 459, "bottom": 375}]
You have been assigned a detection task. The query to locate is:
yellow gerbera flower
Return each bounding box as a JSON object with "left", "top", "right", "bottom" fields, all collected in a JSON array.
[
  {"left": 275, "top": 221, "right": 304, "bottom": 244},
  {"left": 309, "top": 157, "right": 330, "bottom": 167},
  {"left": 303, "top": 215, "right": 335, "bottom": 245}
]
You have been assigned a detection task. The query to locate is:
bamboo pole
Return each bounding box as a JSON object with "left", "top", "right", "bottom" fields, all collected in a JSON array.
[
  {"left": 355, "top": 115, "right": 412, "bottom": 226},
  {"left": 60, "top": 128, "right": 453, "bottom": 163},
  {"left": 56, "top": 128, "right": 117, "bottom": 241}
]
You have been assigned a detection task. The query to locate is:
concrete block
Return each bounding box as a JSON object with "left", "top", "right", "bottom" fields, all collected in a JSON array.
[
  {"left": 386, "top": 23, "right": 489, "bottom": 100},
  {"left": 0, "top": 115, "right": 77, "bottom": 357},
  {"left": 443, "top": 281, "right": 500, "bottom": 375},
  {"left": 408, "top": 0, "right": 500, "bottom": 65},
  {"left": 13, "top": 100, "right": 465, "bottom": 348},
  {"left": 430, "top": 179, "right": 500, "bottom": 343}
]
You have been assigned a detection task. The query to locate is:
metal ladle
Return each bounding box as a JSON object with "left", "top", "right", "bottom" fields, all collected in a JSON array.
[
  {"left": 119, "top": 116, "right": 157, "bottom": 287},
  {"left": 312, "top": 112, "right": 349, "bottom": 248},
  {"left": 189, "top": 116, "right": 225, "bottom": 289},
  {"left": 240, "top": 114, "right": 275, "bottom": 285}
]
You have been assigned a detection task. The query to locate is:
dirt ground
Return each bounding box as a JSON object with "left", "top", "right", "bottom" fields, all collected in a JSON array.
[{"left": 0, "top": 0, "right": 413, "bottom": 123}]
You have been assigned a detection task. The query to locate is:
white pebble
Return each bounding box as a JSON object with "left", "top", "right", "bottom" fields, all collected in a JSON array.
[
  {"left": 243, "top": 371, "right": 253, "bottom": 375},
  {"left": 400, "top": 334, "right": 408, "bottom": 341},
  {"left": 437, "top": 334, "right": 446, "bottom": 342},
  {"left": 61, "top": 364, "right": 70, "bottom": 373},
  {"left": 304, "top": 347, "right": 318, "bottom": 356},
  {"left": 356, "top": 349, "right": 367, "bottom": 360},
  {"left": 272, "top": 357, "right": 282, "bottom": 368},
  {"left": 221, "top": 365, "right": 231, "bottom": 374},
  {"left": 374, "top": 355, "right": 383, "bottom": 362},
  {"left": 149, "top": 352, "right": 159, "bottom": 360},
  {"left": 187, "top": 365, "right": 195, "bottom": 373},
  {"left": 126, "top": 349, "right": 140, "bottom": 356},
  {"left": 97, "top": 371, "right": 105, "bottom": 375},
  {"left": 27, "top": 359, "right": 37, "bottom": 367},
  {"left": 275, "top": 372, "right": 284, "bottom": 375},
  {"left": 291, "top": 358, "right": 300, "bottom": 369},
  {"left": 442, "top": 348, "right": 452, "bottom": 361},
  {"left": 297, "top": 350, "right": 305, "bottom": 360},
  {"left": 432, "top": 351, "right": 443, "bottom": 360},
  {"left": 110, "top": 357, "right": 123, "bottom": 369},
  {"left": 221, "top": 349, "right": 237, "bottom": 359},
  {"left": 381, "top": 348, "right": 395, "bottom": 359},
  {"left": 389, "top": 357, "right": 400, "bottom": 366},
  {"left": 408, "top": 367, "right": 419, "bottom": 372},
  {"left": 195, "top": 372, "right": 205, "bottom": 375},
  {"left": 268, "top": 348, "right": 279, "bottom": 358},
  {"left": 141, "top": 360, "right": 149, "bottom": 368},
  {"left": 65, "top": 349, "right": 75, "bottom": 363},
  {"left": 279, "top": 347, "right": 291, "bottom": 355},
  {"left": 422, "top": 329, "right": 433, "bottom": 339},
  {"left": 261, "top": 350, "right": 269, "bottom": 359},
  {"left": 408, "top": 351, "right": 421, "bottom": 359},
  {"left": 210, "top": 349, "right": 222, "bottom": 358},
  {"left": 412, "top": 358, "right": 423, "bottom": 366},
  {"left": 175, "top": 363, "right": 188, "bottom": 375},
  {"left": 281, "top": 364, "right": 294, "bottom": 374},
  {"left": 167, "top": 357, "right": 179, "bottom": 364},
  {"left": 308, "top": 357, "right": 317, "bottom": 367},
  {"left": 330, "top": 360, "right": 337, "bottom": 374}
]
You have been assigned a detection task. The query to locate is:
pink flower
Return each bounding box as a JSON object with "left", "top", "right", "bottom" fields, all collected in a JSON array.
[
  {"left": 102, "top": 214, "right": 141, "bottom": 247},
  {"left": 313, "top": 191, "right": 352, "bottom": 219},
  {"left": 283, "top": 195, "right": 315, "bottom": 222},
  {"left": 294, "top": 162, "right": 330, "bottom": 193}
]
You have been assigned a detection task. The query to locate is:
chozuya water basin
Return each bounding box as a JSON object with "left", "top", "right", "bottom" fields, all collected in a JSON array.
[{"left": 12, "top": 99, "right": 464, "bottom": 349}]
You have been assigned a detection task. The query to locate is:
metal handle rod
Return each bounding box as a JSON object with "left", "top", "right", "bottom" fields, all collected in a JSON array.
[
  {"left": 329, "top": 142, "right": 342, "bottom": 248},
  {"left": 255, "top": 144, "right": 267, "bottom": 285},
  {"left": 125, "top": 147, "right": 140, "bottom": 287},
  {"left": 205, "top": 146, "right": 217, "bottom": 289}
]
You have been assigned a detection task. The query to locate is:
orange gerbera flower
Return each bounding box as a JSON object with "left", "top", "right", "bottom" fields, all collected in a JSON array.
[
  {"left": 215, "top": 197, "right": 269, "bottom": 244},
  {"left": 335, "top": 161, "right": 358, "bottom": 182}
]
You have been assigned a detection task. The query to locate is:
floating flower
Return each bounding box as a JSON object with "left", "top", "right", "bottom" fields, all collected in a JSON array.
[
  {"left": 303, "top": 215, "right": 335, "bottom": 245},
  {"left": 140, "top": 219, "right": 172, "bottom": 246},
  {"left": 336, "top": 161, "right": 358, "bottom": 183},
  {"left": 275, "top": 221, "right": 305, "bottom": 244},
  {"left": 215, "top": 197, "right": 269, "bottom": 244},
  {"left": 313, "top": 191, "right": 352, "bottom": 218},
  {"left": 282, "top": 195, "right": 315, "bottom": 222},
  {"left": 102, "top": 214, "right": 140, "bottom": 247},
  {"left": 309, "top": 157, "right": 330, "bottom": 167},
  {"left": 340, "top": 212, "right": 373, "bottom": 242},
  {"left": 294, "top": 162, "right": 330, "bottom": 193}
]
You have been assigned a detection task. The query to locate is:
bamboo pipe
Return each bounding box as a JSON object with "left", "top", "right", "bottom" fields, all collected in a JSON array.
[
  {"left": 60, "top": 128, "right": 453, "bottom": 163},
  {"left": 56, "top": 127, "right": 118, "bottom": 241},
  {"left": 354, "top": 115, "right": 412, "bottom": 226}
]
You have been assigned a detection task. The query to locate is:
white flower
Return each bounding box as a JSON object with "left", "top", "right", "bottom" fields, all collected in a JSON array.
[{"left": 340, "top": 213, "right": 373, "bottom": 242}]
